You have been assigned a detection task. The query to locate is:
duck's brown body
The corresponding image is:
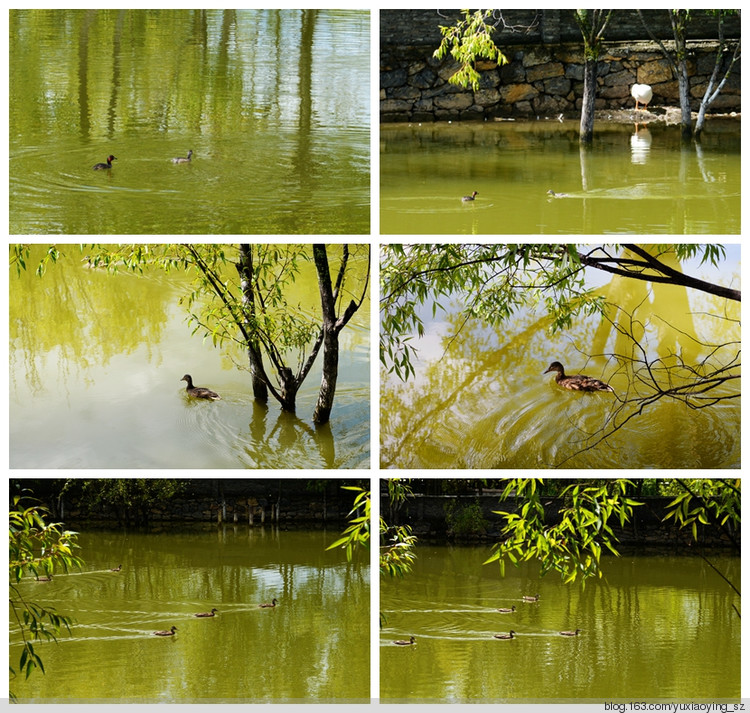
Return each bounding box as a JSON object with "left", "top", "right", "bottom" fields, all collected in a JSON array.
[
  {"left": 493, "top": 631, "right": 516, "bottom": 639},
  {"left": 154, "top": 626, "right": 178, "bottom": 636},
  {"left": 258, "top": 598, "right": 277, "bottom": 608},
  {"left": 194, "top": 608, "right": 218, "bottom": 618},
  {"left": 394, "top": 636, "right": 416, "bottom": 646},
  {"left": 544, "top": 362, "right": 614, "bottom": 393},
  {"left": 181, "top": 374, "right": 221, "bottom": 400}
]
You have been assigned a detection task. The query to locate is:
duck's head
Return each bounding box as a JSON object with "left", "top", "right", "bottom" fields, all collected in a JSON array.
[
  {"left": 544, "top": 361, "right": 564, "bottom": 375},
  {"left": 181, "top": 374, "right": 191, "bottom": 383}
]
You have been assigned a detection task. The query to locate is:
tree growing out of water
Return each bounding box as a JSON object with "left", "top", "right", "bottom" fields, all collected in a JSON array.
[
  {"left": 637, "top": 9, "right": 741, "bottom": 141},
  {"left": 10, "top": 243, "right": 370, "bottom": 425},
  {"left": 431, "top": 9, "right": 612, "bottom": 143},
  {"left": 381, "top": 244, "right": 739, "bottom": 465},
  {"left": 9, "top": 490, "right": 84, "bottom": 699}
]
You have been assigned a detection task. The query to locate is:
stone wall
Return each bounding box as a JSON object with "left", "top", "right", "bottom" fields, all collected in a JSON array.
[{"left": 380, "top": 10, "right": 741, "bottom": 122}]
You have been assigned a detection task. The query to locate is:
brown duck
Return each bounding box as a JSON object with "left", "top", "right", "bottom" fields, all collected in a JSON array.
[
  {"left": 194, "top": 608, "right": 218, "bottom": 618},
  {"left": 394, "top": 636, "right": 416, "bottom": 646},
  {"left": 181, "top": 374, "right": 221, "bottom": 400},
  {"left": 153, "top": 626, "right": 178, "bottom": 637},
  {"left": 544, "top": 362, "right": 614, "bottom": 393},
  {"left": 258, "top": 598, "right": 278, "bottom": 608}
]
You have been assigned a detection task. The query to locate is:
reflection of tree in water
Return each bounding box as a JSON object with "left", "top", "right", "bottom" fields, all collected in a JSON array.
[
  {"left": 380, "top": 244, "right": 739, "bottom": 468},
  {"left": 10, "top": 248, "right": 172, "bottom": 396}
]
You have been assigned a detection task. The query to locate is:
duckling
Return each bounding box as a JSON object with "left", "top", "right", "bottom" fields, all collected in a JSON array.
[
  {"left": 547, "top": 189, "right": 569, "bottom": 198},
  {"left": 393, "top": 635, "right": 416, "bottom": 646},
  {"left": 522, "top": 594, "right": 540, "bottom": 602},
  {"left": 560, "top": 628, "right": 582, "bottom": 637},
  {"left": 153, "top": 626, "right": 178, "bottom": 636},
  {"left": 493, "top": 630, "right": 516, "bottom": 640},
  {"left": 172, "top": 150, "right": 193, "bottom": 164},
  {"left": 544, "top": 361, "right": 614, "bottom": 393},
  {"left": 110, "top": 565, "right": 122, "bottom": 572},
  {"left": 462, "top": 190, "right": 478, "bottom": 202},
  {"left": 258, "top": 598, "right": 278, "bottom": 608},
  {"left": 181, "top": 374, "right": 221, "bottom": 400},
  {"left": 497, "top": 606, "right": 516, "bottom": 613},
  {"left": 194, "top": 608, "right": 218, "bottom": 618}
]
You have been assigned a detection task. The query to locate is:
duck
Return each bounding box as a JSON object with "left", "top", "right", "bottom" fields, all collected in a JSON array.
[
  {"left": 110, "top": 565, "right": 122, "bottom": 572},
  {"left": 493, "top": 631, "right": 516, "bottom": 640},
  {"left": 93, "top": 155, "right": 117, "bottom": 170},
  {"left": 560, "top": 628, "right": 582, "bottom": 637},
  {"left": 35, "top": 574, "right": 53, "bottom": 582},
  {"left": 194, "top": 608, "right": 218, "bottom": 618},
  {"left": 631, "top": 83, "right": 653, "bottom": 111},
  {"left": 258, "top": 598, "right": 278, "bottom": 608},
  {"left": 544, "top": 361, "right": 614, "bottom": 393},
  {"left": 497, "top": 606, "right": 516, "bottom": 613},
  {"left": 153, "top": 626, "right": 178, "bottom": 636},
  {"left": 393, "top": 636, "right": 416, "bottom": 646},
  {"left": 172, "top": 150, "right": 193, "bottom": 164},
  {"left": 181, "top": 374, "right": 221, "bottom": 400},
  {"left": 547, "top": 189, "right": 569, "bottom": 198},
  {"left": 522, "top": 594, "right": 540, "bottom": 602},
  {"left": 462, "top": 190, "right": 478, "bottom": 202}
]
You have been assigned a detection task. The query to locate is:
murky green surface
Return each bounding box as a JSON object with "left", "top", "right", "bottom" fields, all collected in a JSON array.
[
  {"left": 10, "top": 527, "right": 369, "bottom": 702},
  {"left": 10, "top": 245, "right": 370, "bottom": 469},
  {"left": 380, "top": 544, "right": 740, "bottom": 702},
  {"left": 10, "top": 9, "right": 370, "bottom": 234},
  {"left": 380, "top": 246, "right": 740, "bottom": 469},
  {"left": 380, "top": 121, "right": 740, "bottom": 234}
]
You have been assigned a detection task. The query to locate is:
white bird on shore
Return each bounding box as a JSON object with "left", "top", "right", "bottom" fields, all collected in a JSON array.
[{"left": 631, "top": 83, "right": 653, "bottom": 111}]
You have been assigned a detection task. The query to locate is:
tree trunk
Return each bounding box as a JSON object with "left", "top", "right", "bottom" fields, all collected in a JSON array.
[
  {"left": 579, "top": 57, "right": 598, "bottom": 144},
  {"left": 312, "top": 245, "right": 338, "bottom": 425},
  {"left": 237, "top": 244, "right": 268, "bottom": 402},
  {"left": 671, "top": 11, "right": 693, "bottom": 142}
]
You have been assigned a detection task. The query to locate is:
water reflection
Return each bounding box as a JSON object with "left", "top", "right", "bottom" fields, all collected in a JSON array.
[
  {"left": 380, "top": 245, "right": 740, "bottom": 469},
  {"left": 10, "top": 246, "right": 370, "bottom": 469},
  {"left": 380, "top": 121, "right": 740, "bottom": 234},
  {"left": 10, "top": 528, "right": 370, "bottom": 702},
  {"left": 10, "top": 9, "right": 370, "bottom": 234}
]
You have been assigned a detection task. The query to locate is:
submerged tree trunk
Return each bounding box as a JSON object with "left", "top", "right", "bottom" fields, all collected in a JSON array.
[
  {"left": 312, "top": 245, "right": 341, "bottom": 425},
  {"left": 237, "top": 244, "right": 269, "bottom": 402},
  {"left": 579, "top": 58, "right": 598, "bottom": 144},
  {"left": 311, "top": 244, "right": 369, "bottom": 425}
]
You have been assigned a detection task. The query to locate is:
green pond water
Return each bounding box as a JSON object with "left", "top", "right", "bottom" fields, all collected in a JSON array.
[
  {"left": 380, "top": 121, "right": 741, "bottom": 234},
  {"left": 10, "top": 527, "right": 370, "bottom": 702},
  {"left": 10, "top": 9, "right": 370, "bottom": 234},
  {"left": 10, "top": 245, "right": 370, "bottom": 469},
  {"left": 380, "top": 544, "right": 740, "bottom": 702},
  {"left": 380, "top": 245, "right": 740, "bottom": 469}
]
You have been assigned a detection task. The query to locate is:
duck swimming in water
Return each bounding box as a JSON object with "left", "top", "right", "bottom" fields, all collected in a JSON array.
[
  {"left": 258, "top": 598, "right": 278, "bottom": 608},
  {"left": 393, "top": 636, "right": 416, "bottom": 646},
  {"left": 181, "top": 374, "right": 221, "bottom": 400},
  {"left": 544, "top": 362, "right": 614, "bottom": 393},
  {"left": 462, "top": 191, "right": 478, "bottom": 201},
  {"left": 194, "top": 608, "right": 218, "bottom": 618},
  {"left": 493, "top": 631, "right": 516, "bottom": 640},
  {"left": 172, "top": 150, "right": 193, "bottom": 164},
  {"left": 547, "top": 190, "right": 569, "bottom": 198},
  {"left": 153, "top": 626, "right": 178, "bottom": 636},
  {"left": 93, "top": 155, "right": 117, "bottom": 170}
]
